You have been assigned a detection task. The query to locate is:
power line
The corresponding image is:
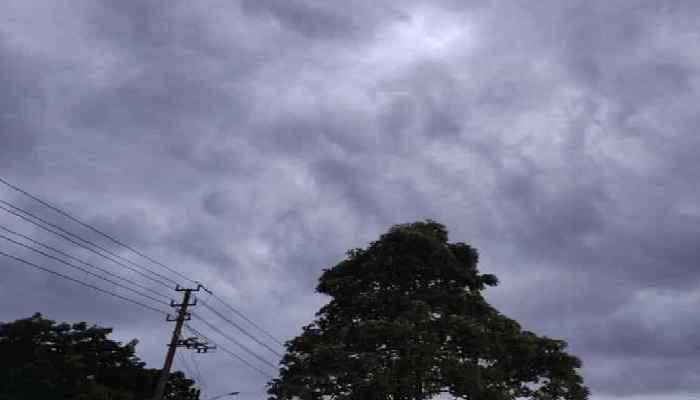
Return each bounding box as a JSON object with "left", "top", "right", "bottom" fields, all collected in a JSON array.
[
  {"left": 183, "top": 324, "right": 212, "bottom": 342},
  {"left": 194, "top": 290, "right": 213, "bottom": 311},
  {"left": 191, "top": 314, "right": 278, "bottom": 371},
  {"left": 0, "top": 177, "right": 286, "bottom": 364},
  {"left": 0, "top": 232, "right": 170, "bottom": 307},
  {"left": 0, "top": 200, "right": 180, "bottom": 287},
  {"left": 0, "top": 249, "right": 168, "bottom": 315},
  {"left": 176, "top": 352, "right": 199, "bottom": 386},
  {"left": 218, "top": 345, "right": 275, "bottom": 380},
  {"left": 201, "top": 301, "right": 283, "bottom": 358},
  {"left": 0, "top": 224, "right": 170, "bottom": 301},
  {"left": 189, "top": 352, "right": 206, "bottom": 395},
  {"left": 184, "top": 324, "right": 275, "bottom": 379},
  {"left": 152, "top": 286, "right": 202, "bottom": 400},
  {"left": 0, "top": 177, "right": 282, "bottom": 326},
  {"left": 0, "top": 176, "right": 197, "bottom": 285},
  {"left": 0, "top": 202, "right": 175, "bottom": 290},
  {"left": 211, "top": 293, "right": 285, "bottom": 347}
]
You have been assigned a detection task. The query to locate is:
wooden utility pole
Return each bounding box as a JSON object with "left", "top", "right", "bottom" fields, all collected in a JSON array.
[{"left": 151, "top": 285, "right": 201, "bottom": 400}]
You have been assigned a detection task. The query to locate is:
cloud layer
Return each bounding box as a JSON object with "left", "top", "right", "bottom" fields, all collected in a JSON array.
[{"left": 2, "top": 1, "right": 699, "bottom": 398}]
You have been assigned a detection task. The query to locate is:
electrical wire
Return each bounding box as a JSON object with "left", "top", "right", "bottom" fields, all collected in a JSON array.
[
  {"left": 0, "top": 232, "right": 170, "bottom": 306},
  {"left": 0, "top": 199, "right": 288, "bottom": 363},
  {"left": 0, "top": 202, "right": 174, "bottom": 290},
  {"left": 0, "top": 178, "right": 286, "bottom": 342},
  {"left": 177, "top": 351, "right": 199, "bottom": 385},
  {"left": 183, "top": 324, "right": 211, "bottom": 342},
  {"left": 190, "top": 314, "right": 278, "bottom": 371},
  {"left": 0, "top": 244, "right": 272, "bottom": 388},
  {"left": 0, "top": 176, "right": 197, "bottom": 285},
  {"left": 218, "top": 345, "right": 275, "bottom": 380},
  {"left": 0, "top": 250, "right": 168, "bottom": 315},
  {"left": 184, "top": 324, "right": 275, "bottom": 379},
  {"left": 201, "top": 301, "right": 283, "bottom": 358},
  {"left": 0, "top": 200, "right": 180, "bottom": 287},
  {"left": 0, "top": 224, "right": 170, "bottom": 301},
  {"left": 194, "top": 290, "right": 213, "bottom": 310},
  {"left": 211, "top": 293, "right": 285, "bottom": 347},
  {"left": 0, "top": 177, "right": 287, "bottom": 370},
  {"left": 189, "top": 352, "right": 206, "bottom": 394}
]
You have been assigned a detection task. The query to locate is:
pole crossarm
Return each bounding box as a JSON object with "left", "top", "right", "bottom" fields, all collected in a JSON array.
[{"left": 151, "top": 286, "right": 210, "bottom": 400}]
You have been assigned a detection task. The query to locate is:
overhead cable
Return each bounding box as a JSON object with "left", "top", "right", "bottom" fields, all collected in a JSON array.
[
  {"left": 0, "top": 224, "right": 170, "bottom": 301},
  {"left": 212, "top": 293, "right": 285, "bottom": 347},
  {"left": 0, "top": 176, "right": 197, "bottom": 285},
  {"left": 184, "top": 324, "right": 275, "bottom": 379},
  {"left": 191, "top": 314, "right": 278, "bottom": 371},
  {"left": 0, "top": 202, "right": 175, "bottom": 289},
  {"left": 0, "top": 250, "right": 168, "bottom": 315},
  {"left": 201, "top": 301, "right": 283, "bottom": 358},
  {"left": 0, "top": 232, "right": 170, "bottom": 306}
]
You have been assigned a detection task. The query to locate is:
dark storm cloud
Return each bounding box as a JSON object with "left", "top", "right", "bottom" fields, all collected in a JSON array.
[
  {"left": 240, "top": 0, "right": 367, "bottom": 40},
  {"left": 1, "top": 0, "right": 700, "bottom": 399},
  {"left": 0, "top": 38, "right": 40, "bottom": 168},
  {"left": 467, "top": 3, "right": 700, "bottom": 396},
  {"left": 588, "top": 356, "right": 700, "bottom": 397},
  {"left": 312, "top": 158, "right": 384, "bottom": 217},
  {"left": 71, "top": 0, "right": 258, "bottom": 151}
]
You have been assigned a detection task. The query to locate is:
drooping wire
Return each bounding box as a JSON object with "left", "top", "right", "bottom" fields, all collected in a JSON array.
[
  {"left": 0, "top": 250, "right": 168, "bottom": 315},
  {"left": 183, "top": 324, "right": 211, "bottom": 343},
  {"left": 195, "top": 289, "right": 213, "bottom": 310},
  {"left": 218, "top": 345, "right": 275, "bottom": 380},
  {"left": 0, "top": 200, "right": 180, "bottom": 287},
  {"left": 189, "top": 352, "right": 206, "bottom": 394},
  {"left": 0, "top": 232, "right": 170, "bottom": 306},
  {"left": 0, "top": 176, "right": 198, "bottom": 285},
  {"left": 184, "top": 324, "right": 275, "bottom": 379},
  {"left": 0, "top": 202, "right": 174, "bottom": 289},
  {"left": 0, "top": 224, "right": 170, "bottom": 301},
  {"left": 176, "top": 351, "right": 199, "bottom": 386},
  {"left": 190, "top": 314, "right": 278, "bottom": 371},
  {"left": 0, "top": 177, "right": 286, "bottom": 360},
  {"left": 200, "top": 301, "right": 283, "bottom": 358},
  {"left": 211, "top": 293, "right": 285, "bottom": 347}
]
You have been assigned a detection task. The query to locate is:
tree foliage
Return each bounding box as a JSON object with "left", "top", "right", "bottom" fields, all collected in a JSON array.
[
  {"left": 268, "top": 221, "right": 589, "bottom": 400},
  {"left": 0, "top": 313, "right": 199, "bottom": 400}
]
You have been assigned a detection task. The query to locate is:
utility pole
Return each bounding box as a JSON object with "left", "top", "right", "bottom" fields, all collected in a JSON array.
[{"left": 151, "top": 284, "right": 211, "bottom": 400}]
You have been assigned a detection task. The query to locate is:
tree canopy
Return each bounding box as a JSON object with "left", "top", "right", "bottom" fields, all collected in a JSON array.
[
  {"left": 0, "top": 313, "right": 199, "bottom": 400},
  {"left": 268, "top": 221, "right": 589, "bottom": 400}
]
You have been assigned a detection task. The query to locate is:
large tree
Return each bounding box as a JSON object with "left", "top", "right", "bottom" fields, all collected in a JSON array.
[
  {"left": 0, "top": 313, "right": 199, "bottom": 400},
  {"left": 268, "top": 221, "right": 588, "bottom": 400}
]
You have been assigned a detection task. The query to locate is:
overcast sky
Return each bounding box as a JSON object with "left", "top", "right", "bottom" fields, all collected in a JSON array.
[{"left": 1, "top": 1, "right": 699, "bottom": 399}]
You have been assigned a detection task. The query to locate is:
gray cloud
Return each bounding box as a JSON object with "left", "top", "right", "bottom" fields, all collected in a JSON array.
[
  {"left": 0, "top": 38, "right": 40, "bottom": 169},
  {"left": 240, "top": 0, "right": 369, "bottom": 40},
  {"left": 1, "top": 0, "right": 700, "bottom": 399}
]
